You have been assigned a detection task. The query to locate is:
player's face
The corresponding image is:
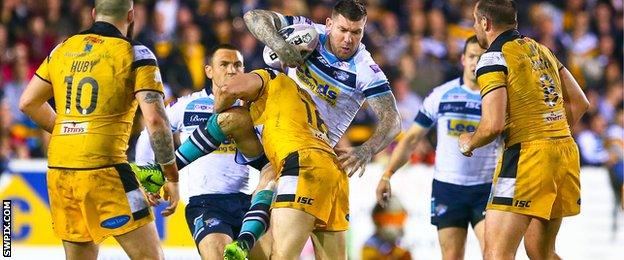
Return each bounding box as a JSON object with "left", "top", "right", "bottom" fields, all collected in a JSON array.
[
  {"left": 472, "top": 7, "right": 489, "bottom": 49},
  {"left": 205, "top": 49, "right": 244, "bottom": 87},
  {"left": 461, "top": 42, "right": 485, "bottom": 83},
  {"left": 326, "top": 14, "right": 366, "bottom": 60}
]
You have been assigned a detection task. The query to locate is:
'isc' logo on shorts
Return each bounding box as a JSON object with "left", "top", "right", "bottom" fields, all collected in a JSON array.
[
  {"left": 297, "top": 196, "right": 314, "bottom": 205},
  {"left": 514, "top": 200, "right": 532, "bottom": 208}
]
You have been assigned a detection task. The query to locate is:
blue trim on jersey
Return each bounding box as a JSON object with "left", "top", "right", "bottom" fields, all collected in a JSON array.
[
  {"left": 414, "top": 111, "right": 434, "bottom": 128},
  {"left": 306, "top": 62, "right": 355, "bottom": 92},
  {"left": 438, "top": 101, "right": 482, "bottom": 116},
  {"left": 308, "top": 50, "right": 357, "bottom": 87},
  {"left": 285, "top": 16, "right": 294, "bottom": 25},
  {"left": 363, "top": 83, "right": 390, "bottom": 97},
  {"left": 366, "top": 90, "right": 392, "bottom": 99}
]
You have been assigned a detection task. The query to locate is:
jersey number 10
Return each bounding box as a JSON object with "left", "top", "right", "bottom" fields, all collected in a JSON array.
[{"left": 64, "top": 75, "right": 99, "bottom": 115}]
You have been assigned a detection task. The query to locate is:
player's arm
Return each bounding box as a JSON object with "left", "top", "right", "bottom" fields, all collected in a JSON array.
[
  {"left": 559, "top": 67, "right": 589, "bottom": 128},
  {"left": 136, "top": 91, "right": 178, "bottom": 177},
  {"left": 243, "top": 9, "right": 304, "bottom": 67},
  {"left": 376, "top": 123, "right": 428, "bottom": 205},
  {"left": 338, "top": 93, "right": 401, "bottom": 177},
  {"left": 19, "top": 76, "right": 55, "bottom": 133},
  {"left": 213, "top": 72, "right": 264, "bottom": 112},
  {"left": 459, "top": 88, "right": 507, "bottom": 156}
]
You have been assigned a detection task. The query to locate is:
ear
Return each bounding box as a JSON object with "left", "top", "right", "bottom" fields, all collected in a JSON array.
[
  {"left": 325, "top": 17, "right": 332, "bottom": 30},
  {"left": 205, "top": 65, "right": 213, "bottom": 79},
  {"left": 460, "top": 53, "right": 466, "bottom": 67},
  {"left": 484, "top": 17, "right": 493, "bottom": 32},
  {"left": 128, "top": 9, "right": 134, "bottom": 23},
  {"left": 91, "top": 8, "right": 96, "bottom": 20}
]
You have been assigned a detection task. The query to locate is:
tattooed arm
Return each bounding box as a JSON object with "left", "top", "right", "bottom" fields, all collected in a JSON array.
[
  {"left": 243, "top": 9, "right": 304, "bottom": 67},
  {"left": 136, "top": 90, "right": 179, "bottom": 216},
  {"left": 337, "top": 93, "right": 401, "bottom": 177}
]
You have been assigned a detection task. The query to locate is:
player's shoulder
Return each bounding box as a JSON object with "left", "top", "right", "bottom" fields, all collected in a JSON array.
[
  {"left": 353, "top": 47, "right": 387, "bottom": 83},
  {"left": 427, "top": 78, "right": 461, "bottom": 99}
]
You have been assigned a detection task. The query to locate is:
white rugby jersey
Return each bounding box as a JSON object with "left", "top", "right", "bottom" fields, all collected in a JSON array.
[
  {"left": 280, "top": 15, "right": 392, "bottom": 147},
  {"left": 134, "top": 89, "right": 252, "bottom": 196},
  {"left": 414, "top": 78, "right": 500, "bottom": 185}
]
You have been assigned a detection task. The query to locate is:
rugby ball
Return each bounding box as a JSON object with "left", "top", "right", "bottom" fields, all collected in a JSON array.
[{"left": 262, "top": 23, "right": 319, "bottom": 68}]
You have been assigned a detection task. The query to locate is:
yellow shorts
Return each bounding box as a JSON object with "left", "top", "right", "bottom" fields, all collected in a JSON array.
[
  {"left": 272, "top": 149, "right": 349, "bottom": 231},
  {"left": 487, "top": 137, "right": 581, "bottom": 219},
  {"left": 47, "top": 163, "right": 154, "bottom": 243}
]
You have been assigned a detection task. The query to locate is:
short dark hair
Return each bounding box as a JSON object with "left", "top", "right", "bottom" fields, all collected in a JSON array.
[
  {"left": 332, "top": 0, "right": 367, "bottom": 21},
  {"left": 475, "top": 0, "right": 517, "bottom": 27},
  {"left": 462, "top": 35, "right": 479, "bottom": 54},
  {"left": 205, "top": 43, "right": 240, "bottom": 65}
]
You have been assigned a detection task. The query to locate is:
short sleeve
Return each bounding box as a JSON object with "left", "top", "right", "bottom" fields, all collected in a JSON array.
[
  {"left": 475, "top": 51, "right": 508, "bottom": 97},
  {"left": 357, "top": 51, "right": 391, "bottom": 98},
  {"left": 35, "top": 44, "right": 60, "bottom": 84},
  {"left": 166, "top": 100, "right": 184, "bottom": 132},
  {"left": 251, "top": 68, "right": 279, "bottom": 96},
  {"left": 132, "top": 44, "right": 164, "bottom": 94},
  {"left": 413, "top": 89, "right": 441, "bottom": 128}
]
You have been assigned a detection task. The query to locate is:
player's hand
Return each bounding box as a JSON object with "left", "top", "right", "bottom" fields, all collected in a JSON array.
[
  {"left": 336, "top": 145, "right": 373, "bottom": 177},
  {"left": 458, "top": 132, "right": 474, "bottom": 157},
  {"left": 376, "top": 173, "right": 392, "bottom": 207},
  {"left": 145, "top": 189, "right": 162, "bottom": 206},
  {"left": 275, "top": 41, "right": 305, "bottom": 68},
  {"left": 161, "top": 181, "right": 179, "bottom": 216}
]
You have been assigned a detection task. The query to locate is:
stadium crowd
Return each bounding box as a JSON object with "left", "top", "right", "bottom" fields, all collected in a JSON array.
[{"left": 0, "top": 0, "right": 621, "bottom": 185}]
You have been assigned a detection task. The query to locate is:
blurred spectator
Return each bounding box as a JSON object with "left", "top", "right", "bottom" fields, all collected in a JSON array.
[
  {"left": 577, "top": 113, "right": 616, "bottom": 167},
  {"left": 0, "top": 0, "right": 619, "bottom": 161},
  {"left": 362, "top": 197, "right": 411, "bottom": 260},
  {"left": 391, "top": 74, "right": 422, "bottom": 131}
]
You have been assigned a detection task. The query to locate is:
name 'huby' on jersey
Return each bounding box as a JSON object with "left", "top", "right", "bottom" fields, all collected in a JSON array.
[{"left": 280, "top": 15, "right": 392, "bottom": 147}]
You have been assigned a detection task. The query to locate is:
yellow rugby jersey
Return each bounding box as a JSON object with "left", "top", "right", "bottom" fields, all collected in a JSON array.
[
  {"left": 475, "top": 29, "right": 570, "bottom": 147},
  {"left": 36, "top": 22, "right": 164, "bottom": 168},
  {"left": 248, "top": 68, "right": 334, "bottom": 162}
]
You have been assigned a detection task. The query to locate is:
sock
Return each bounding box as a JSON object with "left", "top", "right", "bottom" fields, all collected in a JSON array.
[
  {"left": 175, "top": 114, "right": 226, "bottom": 168},
  {"left": 237, "top": 189, "right": 274, "bottom": 251}
]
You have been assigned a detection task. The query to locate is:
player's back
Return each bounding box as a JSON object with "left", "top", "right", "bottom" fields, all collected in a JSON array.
[
  {"left": 249, "top": 68, "right": 334, "bottom": 163},
  {"left": 38, "top": 22, "right": 162, "bottom": 168},
  {"left": 476, "top": 29, "right": 570, "bottom": 147}
]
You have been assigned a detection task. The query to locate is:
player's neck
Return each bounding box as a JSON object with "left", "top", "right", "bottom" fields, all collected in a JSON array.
[
  {"left": 486, "top": 26, "right": 516, "bottom": 48},
  {"left": 463, "top": 74, "right": 478, "bottom": 91},
  {"left": 95, "top": 17, "right": 128, "bottom": 36}
]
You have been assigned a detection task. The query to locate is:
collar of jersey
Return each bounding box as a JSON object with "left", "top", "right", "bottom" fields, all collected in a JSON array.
[
  {"left": 80, "top": 21, "right": 127, "bottom": 41},
  {"left": 488, "top": 29, "right": 521, "bottom": 52}
]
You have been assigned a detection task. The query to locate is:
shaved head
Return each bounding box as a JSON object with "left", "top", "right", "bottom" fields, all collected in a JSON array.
[{"left": 95, "top": 0, "right": 133, "bottom": 21}]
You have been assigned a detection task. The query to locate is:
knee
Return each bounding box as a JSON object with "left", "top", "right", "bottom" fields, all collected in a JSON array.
[
  {"left": 198, "top": 236, "right": 229, "bottom": 259},
  {"left": 217, "top": 107, "right": 253, "bottom": 134}
]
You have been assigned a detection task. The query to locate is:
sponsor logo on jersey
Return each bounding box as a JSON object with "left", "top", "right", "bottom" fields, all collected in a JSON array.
[
  {"left": 447, "top": 119, "right": 478, "bottom": 136},
  {"left": 100, "top": 215, "right": 130, "bottom": 229},
  {"left": 542, "top": 111, "right": 564, "bottom": 122},
  {"left": 296, "top": 67, "right": 340, "bottom": 106},
  {"left": 183, "top": 112, "right": 211, "bottom": 126},
  {"left": 60, "top": 122, "right": 88, "bottom": 135},
  {"left": 205, "top": 218, "right": 221, "bottom": 228},
  {"left": 334, "top": 70, "right": 349, "bottom": 81},
  {"left": 369, "top": 64, "right": 381, "bottom": 73}
]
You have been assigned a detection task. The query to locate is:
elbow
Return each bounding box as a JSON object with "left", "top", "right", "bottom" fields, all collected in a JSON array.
[
  {"left": 143, "top": 115, "right": 167, "bottom": 129},
  {"left": 580, "top": 98, "right": 590, "bottom": 114},
  {"left": 487, "top": 124, "right": 505, "bottom": 136},
  {"left": 18, "top": 97, "right": 33, "bottom": 114}
]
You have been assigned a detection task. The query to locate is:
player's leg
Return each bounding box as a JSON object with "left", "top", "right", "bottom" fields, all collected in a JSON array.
[
  {"left": 114, "top": 222, "right": 164, "bottom": 260},
  {"left": 472, "top": 220, "right": 485, "bottom": 255},
  {"left": 270, "top": 208, "right": 316, "bottom": 259},
  {"left": 438, "top": 227, "right": 468, "bottom": 260},
  {"left": 248, "top": 229, "right": 273, "bottom": 260},
  {"left": 198, "top": 233, "right": 234, "bottom": 260},
  {"left": 176, "top": 106, "right": 264, "bottom": 169},
  {"left": 469, "top": 182, "right": 491, "bottom": 256},
  {"left": 62, "top": 241, "right": 99, "bottom": 260},
  {"left": 310, "top": 231, "right": 347, "bottom": 260},
  {"left": 483, "top": 210, "right": 531, "bottom": 260},
  {"left": 523, "top": 218, "right": 562, "bottom": 260}
]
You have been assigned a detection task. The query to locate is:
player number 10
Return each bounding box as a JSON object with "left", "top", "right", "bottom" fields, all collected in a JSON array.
[{"left": 64, "top": 75, "right": 99, "bottom": 115}]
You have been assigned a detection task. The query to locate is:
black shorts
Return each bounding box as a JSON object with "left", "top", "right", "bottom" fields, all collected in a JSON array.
[
  {"left": 430, "top": 179, "right": 491, "bottom": 229},
  {"left": 185, "top": 193, "right": 251, "bottom": 245}
]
